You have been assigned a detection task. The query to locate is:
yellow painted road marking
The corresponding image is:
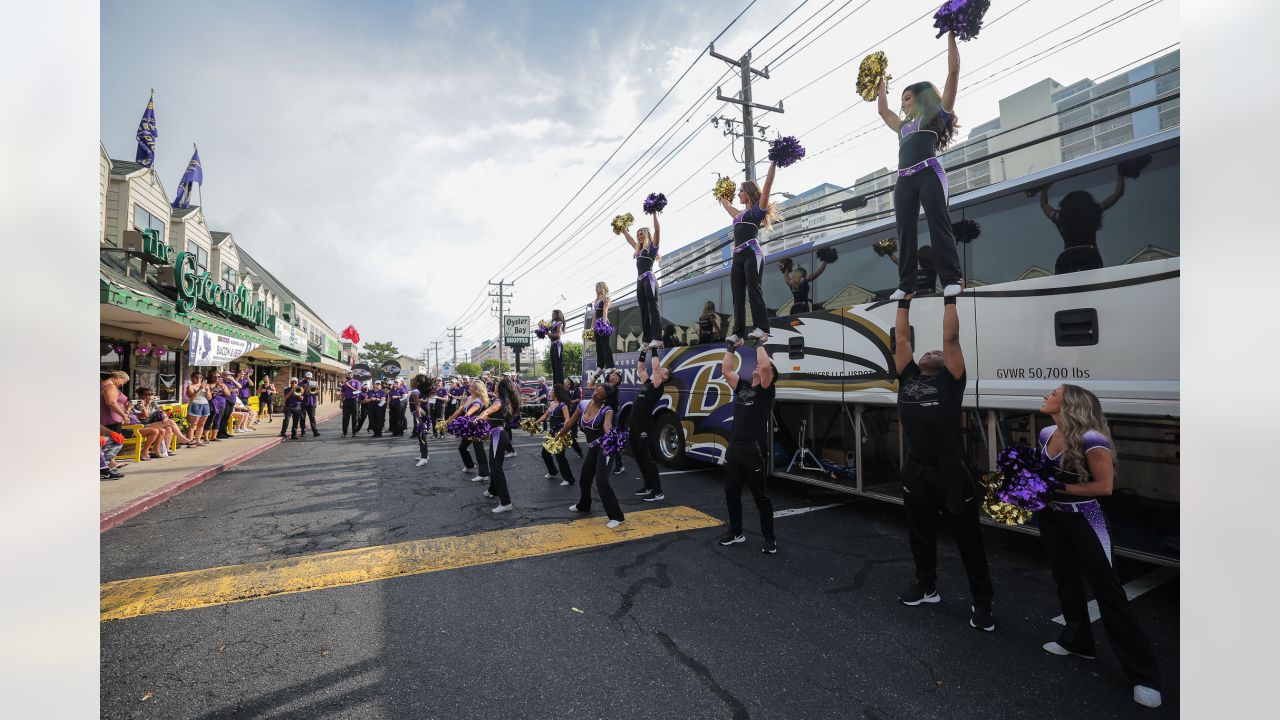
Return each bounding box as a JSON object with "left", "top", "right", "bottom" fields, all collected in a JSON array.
[{"left": 101, "top": 506, "right": 722, "bottom": 622}]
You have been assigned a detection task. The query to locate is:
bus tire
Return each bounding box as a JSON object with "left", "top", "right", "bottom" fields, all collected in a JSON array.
[{"left": 653, "top": 412, "right": 687, "bottom": 469}]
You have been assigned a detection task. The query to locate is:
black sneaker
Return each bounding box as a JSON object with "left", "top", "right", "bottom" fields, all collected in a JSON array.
[
  {"left": 761, "top": 539, "right": 777, "bottom": 554},
  {"left": 718, "top": 532, "right": 746, "bottom": 546},
  {"left": 970, "top": 603, "right": 995, "bottom": 632},
  {"left": 633, "top": 487, "right": 650, "bottom": 496},
  {"left": 642, "top": 491, "right": 665, "bottom": 502},
  {"left": 898, "top": 582, "right": 940, "bottom": 606}
]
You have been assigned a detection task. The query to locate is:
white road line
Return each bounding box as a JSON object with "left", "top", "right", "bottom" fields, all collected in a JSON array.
[
  {"left": 1051, "top": 567, "right": 1177, "bottom": 625},
  {"left": 658, "top": 469, "right": 711, "bottom": 476},
  {"left": 773, "top": 502, "right": 848, "bottom": 518}
]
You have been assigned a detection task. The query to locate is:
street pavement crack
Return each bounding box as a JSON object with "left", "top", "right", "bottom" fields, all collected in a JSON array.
[{"left": 652, "top": 630, "right": 751, "bottom": 720}]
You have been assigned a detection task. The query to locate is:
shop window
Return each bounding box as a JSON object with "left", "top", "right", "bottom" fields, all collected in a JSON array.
[{"left": 100, "top": 340, "right": 126, "bottom": 379}]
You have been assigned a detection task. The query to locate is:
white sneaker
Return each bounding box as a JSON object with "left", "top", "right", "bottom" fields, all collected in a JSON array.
[
  {"left": 569, "top": 503, "right": 586, "bottom": 512},
  {"left": 559, "top": 479, "right": 570, "bottom": 486},
  {"left": 483, "top": 490, "right": 494, "bottom": 498},
  {"left": 492, "top": 503, "right": 513, "bottom": 514},
  {"left": 725, "top": 334, "right": 743, "bottom": 348},
  {"left": 606, "top": 519, "right": 624, "bottom": 529},
  {"left": 1041, "top": 641, "right": 1095, "bottom": 660},
  {"left": 1133, "top": 686, "right": 1162, "bottom": 708},
  {"left": 460, "top": 467, "right": 472, "bottom": 474},
  {"left": 471, "top": 475, "right": 488, "bottom": 483},
  {"left": 544, "top": 473, "right": 554, "bottom": 479},
  {"left": 415, "top": 458, "right": 429, "bottom": 467},
  {"left": 889, "top": 288, "right": 907, "bottom": 301},
  {"left": 943, "top": 283, "right": 962, "bottom": 297},
  {"left": 747, "top": 328, "right": 768, "bottom": 345}
]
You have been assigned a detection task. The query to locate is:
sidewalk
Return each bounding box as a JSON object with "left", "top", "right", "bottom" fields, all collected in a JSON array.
[{"left": 101, "top": 405, "right": 341, "bottom": 532}]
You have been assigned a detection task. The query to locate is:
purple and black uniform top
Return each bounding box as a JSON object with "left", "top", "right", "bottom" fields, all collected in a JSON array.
[
  {"left": 898, "top": 108, "right": 952, "bottom": 185},
  {"left": 732, "top": 207, "right": 767, "bottom": 256}
]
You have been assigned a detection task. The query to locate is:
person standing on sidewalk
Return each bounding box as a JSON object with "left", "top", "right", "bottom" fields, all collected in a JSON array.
[
  {"left": 298, "top": 371, "right": 320, "bottom": 436},
  {"left": 340, "top": 371, "right": 361, "bottom": 438},
  {"left": 717, "top": 344, "right": 778, "bottom": 554},
  {"left": 280, "top": 378, "right": 304, "bottom": 440},
  {"left": 257, "top": 376, "right": 275, "bottom": 424},
  {"left": 892, "top": 289, "right": 995, "bottom": 632},
  {"left": 628, "top": 348, "right": 669, "bottom": 502},
  {"left": 388, "top": 378, "right": 408, "bottom": 436}
]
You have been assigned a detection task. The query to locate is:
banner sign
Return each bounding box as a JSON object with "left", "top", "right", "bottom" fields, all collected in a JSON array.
[
  {"left": 380, "top": 360, "right": 402, "bottom": 380},
  {"left": 504, "top": 316, "right": 530, "bottom": 347},
  {"left": 352, "top": 363, "right": 373, "bottom": 381},
  {"left": 187, "top": 328, "right": 258, "bottom": 367}
]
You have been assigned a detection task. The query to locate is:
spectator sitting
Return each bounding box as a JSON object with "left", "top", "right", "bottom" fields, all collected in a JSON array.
[
  {"left": 134, "top": 387, "right": 193, "bottom": 452},
  {"left": 100, "top": 425, "right": 126, "bottom": 478},
  {"left": 231, "top": 394, "right": 256, "bottom": 432},
  {"left": 121, "top": 396, "right": 166, "bottom": 460}
]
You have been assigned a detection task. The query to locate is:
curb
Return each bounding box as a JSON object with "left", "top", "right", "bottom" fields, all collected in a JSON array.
[{"left": 100, "top": 406, "right": 342, "bottom": 533}]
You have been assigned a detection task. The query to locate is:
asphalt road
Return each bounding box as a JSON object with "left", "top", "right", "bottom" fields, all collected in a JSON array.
[{"left": 101, "top": 414, "right": 1180, "bottom": 719}]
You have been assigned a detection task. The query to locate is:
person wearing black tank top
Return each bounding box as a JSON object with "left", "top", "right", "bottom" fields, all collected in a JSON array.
[
  {"left": 561, "top": 383, "right": 625, "bottom": 527},
  {"left": 893, "top": 289, "right": 994, "bottom": 631},
  {"left": 718, "top": 161, "right": 781, "bottom": 347},
  {"left": 1039, "top": 168, "right": 1127, "bottom": 274},
  {"left": 478, "top": 378, "right": 520, "bottom": 513},
  {"left": 779, "top": 258, "right": 829, "bottom": 314},
  {"left": 878, "top": 32, "right": 964, "bottom": 300},
  {"left": 592, "top": 282, "right": 614, "bottom": 369},
  {"left": 717, "top": 344, "right": 779, "bottom": 554},
  {"left": 622, "top": 215, "right": 663, "bottom": 350}
]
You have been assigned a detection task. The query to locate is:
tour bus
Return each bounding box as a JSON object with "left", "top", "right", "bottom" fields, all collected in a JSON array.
[{"left": 583, "top": 125, "right": 1180, "bottom": 566}]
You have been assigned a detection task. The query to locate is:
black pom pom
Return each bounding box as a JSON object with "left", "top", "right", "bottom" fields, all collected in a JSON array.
[
  {"left": 816, "top": 247, "right": 839, "bottom": 263},
  {"left": 778, "top": 258, "right": 794, "bottom": 273},
  {"left": 1118, "top": 155, "right": 1152, "bottom": 179},
  {"left": 952, "top": 219, "right": 981, "bottom": 243}
]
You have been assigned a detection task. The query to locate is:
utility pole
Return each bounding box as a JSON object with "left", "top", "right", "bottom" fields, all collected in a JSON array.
[
  {"left": 431, "top": 341, "right": 442, "bottom": 374},
  {"left": 447, "top": 326, "right": 461, "bottom": 364},
  {"left": 488, "top": 279, "right": 513, "bottom": 372},
  {"left": 709, "top": 43, "right": 784, "bottom": 183}
]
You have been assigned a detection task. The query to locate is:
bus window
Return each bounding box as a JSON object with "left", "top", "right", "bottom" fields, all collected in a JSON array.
[
  {"left": 965, "top": 145, "right": 1179, "bottom": 286},
  {"left": 613, "top": 303, "right": 641, "bottom": 353},
  {"left": 657, "top": 283, "right": 708, "bottom": 347},
  {"left": 764, "top": 251, "right": 812, "bottom": 316},
  {"left": 810, "top": 235, "right": 903, "bottom": 310}
]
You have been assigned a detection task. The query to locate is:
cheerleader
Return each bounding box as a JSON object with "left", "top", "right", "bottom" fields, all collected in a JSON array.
[
  {"left": 564, "top": 377, "right": 584, "bottom": 458},
  {"left": 718, "top": 160, "right": 780, "bottom": 347},
  {"left": 621, "top": 214, "right": 663, "bottom": 350},
  {"left": 1036, "top": 384, "right": 1163, "bottom": 708},
  {"left": 778, "top": 257, "right": 830, "bottom": 314},
  {"left": 562, "top": 383, "right": 625, "bottom": 528},
  {"left": 410, "top": 374, "right": 434, "bottom": 467},
  {"left": 537, "top": 385, "right": 577, "bottom": 486},
  {"left": 477, "top": 377, "right": 520, "bottom": 513},
  {"left": 697, "top": 301, "right": 721, "bottom": 345},
  {"left": 592, "top": 282, "right": 615, "bottom": 368},
  {"left": 445, "top": 380, "right": 490, "bottom": 482},
  {"left": 548, "top": 309, "right": 566, "bottom": 386},
  {"left": 878, "top": 31, "right": 964, "bottom": 300},
  {"left": 1039, "top": 167, "right": 1127, "bottom": 274}
]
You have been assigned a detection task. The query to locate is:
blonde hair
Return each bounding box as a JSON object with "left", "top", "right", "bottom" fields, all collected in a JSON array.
[
  {"left": 469, "top": 381, "right": 490, "bottom": 405},
  {"left": 739, "top": 180, "right": 782, "bottom": 230},
  {"left": 1057, "top": 384, "right": 1117, "bottom": 481},
  {"left": 110, "top": 370, "right": 130, "bottom": 382},
  {"left": 595, "top": 281, "right": 609, "bottom": 298},
  {"left": 637, "top": 227, "right": 652, "bottom": 248}
]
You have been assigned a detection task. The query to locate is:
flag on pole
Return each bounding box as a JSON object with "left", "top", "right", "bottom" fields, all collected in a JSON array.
[
  {"left": 172, "top": 146, "right": 203, "bottom": 209},
  {"left": 135, "top": 90, "right": 158, "bottom": 167},
  {"left": 341, "top": 325, "right": 361, "bottom": 345}
]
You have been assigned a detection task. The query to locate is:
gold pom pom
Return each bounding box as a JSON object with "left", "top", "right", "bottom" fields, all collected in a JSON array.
[
  {"left": 713, "top": 176, "right": 737, "bottom": 201},
  {"left": 856, "top": 51, "right": 892, "bottom": 103},
  {"left": 520, "top": 417, "right": 542, "bottom": 436},
  {"left": 583, "top": 328, "right": 595, "bottom": 341},
  {"left": 611, "top": 213, "right": 634, "bottom": 235},
  {"left": 434, "top": 419, "right": 448, "bottom": 435},
  {"left": 979, "top": 472, "right": 1034, "bottom": 526},
  {"left": 873, "top": 237, "right": 898, "bottom": 257},
  {"left": 542, "top": 433, "right": 568, "bottom": 455}
]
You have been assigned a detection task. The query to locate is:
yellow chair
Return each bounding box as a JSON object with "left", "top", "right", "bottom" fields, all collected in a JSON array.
[{"left": 117, "top": 424, "right": 146, "bottom": 462}]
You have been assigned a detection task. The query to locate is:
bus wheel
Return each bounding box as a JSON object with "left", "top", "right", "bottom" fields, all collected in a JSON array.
[{"left": 654, "top": 413, "right": 686, "bottom": 469}]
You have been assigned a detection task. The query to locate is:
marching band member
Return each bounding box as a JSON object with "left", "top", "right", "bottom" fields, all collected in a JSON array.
[
  {"left": 621, "top": 214, "right": 662, "bottom": 351},
  {"left": 279, "top": 377, "right": 305, "bottom": 440},
  {"left": 388, "top": 378, "right": 408, "bottom": 436},
  {"left": 718, "top": 160, "right": 779, "bottom": 347},
  {"left": 366, "top": 380, "right": 387, "bottom": 437},
  {"left": 298, "top": 371, "right": 320, "bottom": 436},
  {"left": 341, "top": 371, "right": 362, "bottom": 438}
]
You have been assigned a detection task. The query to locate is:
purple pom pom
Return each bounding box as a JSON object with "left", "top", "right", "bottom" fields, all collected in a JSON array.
[
  {"left": 767, "top": 135, "right": 806, "bottom": 168},
  {"left": 933, "top": 0, "right": 991, "bottom": 42},
  {"left": 593, "top": 318, "right": 614, "bottom": 336},
  {"left": 952, "top": 219, "right": 981, "bottom": 243},
  {"left": 1118, "top": 155, "right": 1152, "bottom": 179},
  {"left": 590, "top": 427, "right": 630, "bottom": 457},
  {"left": 643, "top": 193, "right": 668, "bottom": 215},
  {"left": 991, "top": 444, "right": 1060, "bottom": 512},
  {"left": 816, "top": 247, "right": 838, "bottom": 263}
]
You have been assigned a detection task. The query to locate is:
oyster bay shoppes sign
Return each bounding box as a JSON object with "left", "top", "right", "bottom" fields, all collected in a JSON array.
[{"left": 172, "top": 251, "right": 272, "bottom": 326}]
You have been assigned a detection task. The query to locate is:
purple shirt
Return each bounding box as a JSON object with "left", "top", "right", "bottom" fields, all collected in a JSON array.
[
  {"left": 342, "top": 379, "right": 362, "bottom": 400},
  {"left": 390, "top": 386, "right": 407, "bottom": 403},
  {"left": 300, "top": 380, "right": 318, "bottom": 408}
]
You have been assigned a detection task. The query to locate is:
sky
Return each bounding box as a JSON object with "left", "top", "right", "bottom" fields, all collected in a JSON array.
[{"left": 101, "top": 0, "right": 1178, "bottom": 365}]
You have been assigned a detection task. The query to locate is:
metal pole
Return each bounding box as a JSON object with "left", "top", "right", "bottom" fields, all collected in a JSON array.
[{"left": 740, "top": 52, "right": 755, "bottom": 183}]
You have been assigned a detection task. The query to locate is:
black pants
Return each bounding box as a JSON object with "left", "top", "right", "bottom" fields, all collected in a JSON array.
[
  {"left": 893, "top": 169, "right": 962, "bottom": 292},
  {"left": 550, "top": 342, "right": 564, "bottom": 386},
  {"left": 216, "top": 401, "right": 234, "bottom": 437},
  {"left": 460, "top": 437, "right": 490, "bottom": 476},
  {"left": 901, "top": 455, "right": 993, "bottom": 604},
  {"left": 429, "top": 403, "right": 443, "bottom": 436},
  {"left": 577, "top": 446, "right": 624, "bottom": 521},
  {"left": 301, "top": 404, "right": 318, "bottom": 435},
  {"left": 487, "top": 429, "right": 512, "bottom": 505},
  {"left": 356, "top": 403, "right": 371, "bottom": 432},
  {"left": 369, "top": 405, "right": 386, "bottom": 436},
  {"left": 637, "top": 277, "right": 661, "bottom": 344},
  {"left": 279, "top": 406, "right": 303, "bottom": 437},
  {"left": 389, "top": 401, "right": 406, "bottom": 435},
  {"left": 342, "top": 398, "right": 359, "bottom": 435},
  {"left": 730, "top": 246, "right": 769, "bottom": 337},
  {"left": 1039, "top": 502, "right": 1162, "bottom": 689},
  {"left": 630, "top": 424, "right": 661, "bottom": 493},
  {"left": 1055, "top": 245, "right": 1104, "bottom": 274},
  {"left": 541, "top": 446, "right": 576, "bottom": 484},
  {"left": 725, "top": 442, "right": 774, "bottom": 539},
  {"left": 595, "top": 331, "right": 614, "bottom": 369}
]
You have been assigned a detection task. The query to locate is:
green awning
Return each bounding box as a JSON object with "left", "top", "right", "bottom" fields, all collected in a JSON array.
[{"left": 306, "top": 348, "right": 323, "bottom": 363}]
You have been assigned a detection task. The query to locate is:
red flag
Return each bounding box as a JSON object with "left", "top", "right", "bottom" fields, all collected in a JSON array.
[{"left": 341, "top": 325, "right": 361, "bottom": 345}]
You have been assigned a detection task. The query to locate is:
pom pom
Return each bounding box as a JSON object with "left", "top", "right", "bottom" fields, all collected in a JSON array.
[
  {"left": 520, "top": 417, "right": 542, "bottom": 436},
  {"left": 534, "top": 320, "right": 550, "bottom": 340},
  {"left": 542, "top": 432, "right": 569, "bottom": 455},
  {"left": 446, "top": 415, "right": 489, "bottom": 441},
  {"left": 583, "top": 327, "right": 595, "bottom": 342},
  {"left": 816, "top": 247, "right": 838, "bottom": 263},
  {"left": 592, "top": 318, "right": 614, "bottom": 336},
  {"left": 778, "top": 258, "right": 794, "bottom": 274},
  {"left": 952, "top": 219, "right": 981, "bottom": 243},
  {"left": 590, "top": 427, "right": 630, "bottom": 457},
  {"left": 873, "top": 238, "right": 898, "bottom": 257},
  {"left": 933, "top": 0, "right": 991, "bottom": 41},
  {"left": 434, "top": 419, "right": 448, "bottom": 435},
  {"left": 713, "top": 176, "right": 737, "bottom": 201},
  {"left": 643, "top": 193, "right": 668, "bottom": 215},
  {"left": 767, "top": 135, "right": 806, "bottom": 168},
  {"left": 978, "top": 445, "right": 1062, "bottom": 525},
  {"left": 1118, "top": 154, "right": 1152, "bottom": 179},
  {"left": 611, "top": 213, "right": 634, "bottom": 235},
  {"left": 856, "top": 51, "right": 892, "bottom": 102}
]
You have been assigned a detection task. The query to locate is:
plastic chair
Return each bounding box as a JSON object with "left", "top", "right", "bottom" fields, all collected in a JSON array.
[{"left": 118, "top": 424, "right": 146, "bottom": 462}]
